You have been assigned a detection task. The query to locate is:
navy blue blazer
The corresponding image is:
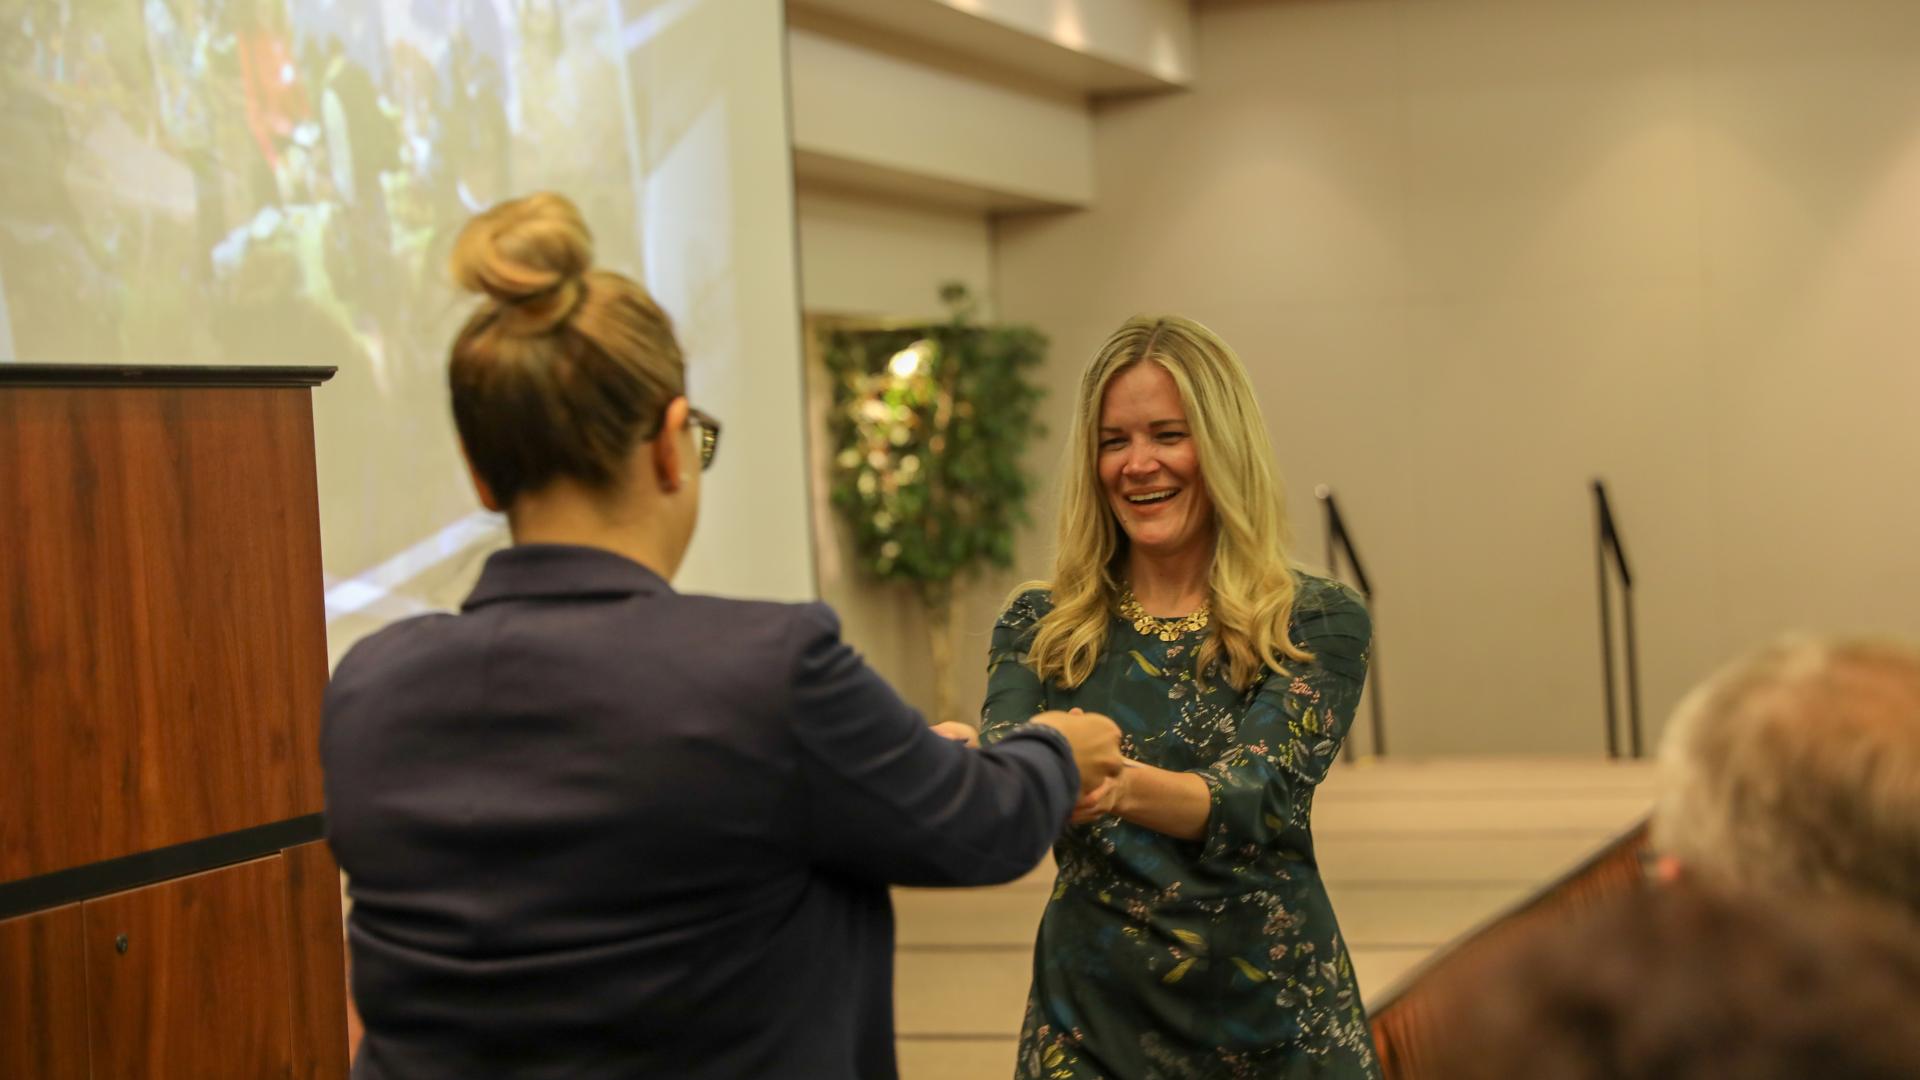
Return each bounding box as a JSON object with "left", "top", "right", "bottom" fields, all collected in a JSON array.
[{"left": 322, "top": 544, "right": 1078, "bottom": 1079}]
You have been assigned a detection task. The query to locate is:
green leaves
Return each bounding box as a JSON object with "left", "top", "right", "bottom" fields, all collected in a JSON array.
[{"left": 822, "top": 284, "right": 1046, "bottom": 588}]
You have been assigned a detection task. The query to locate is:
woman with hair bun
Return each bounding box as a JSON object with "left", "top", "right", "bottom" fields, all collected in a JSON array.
[
  {"left": 321, "top": 192, "right": 1125, "bottom": 1080},
  {"left": 979, "top": 316, "right": 1381, "bottom": 1078}
]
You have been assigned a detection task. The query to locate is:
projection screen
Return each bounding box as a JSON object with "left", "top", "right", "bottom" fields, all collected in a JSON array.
[{"left": 0, "top": 0, "right": 816, "bottom": 663}]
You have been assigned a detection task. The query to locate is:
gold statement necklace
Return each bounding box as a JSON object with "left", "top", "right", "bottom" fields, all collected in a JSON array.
[{"left": 1117, "top": 584, "right": 1211, "bottom": 641}]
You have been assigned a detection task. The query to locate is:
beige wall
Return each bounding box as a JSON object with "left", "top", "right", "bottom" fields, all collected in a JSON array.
[
  {"left": 994, "top": 0, "right": 1920, "bottom": 756},
  {"left": 792, "top": 0, "right": 1194, "bottom": 94},
  {"left": 946, "top": 0, "right": 1195, "bottom": 82},
  {"left": 787, "top": 25, "right": 1094, "bottom": 206},
  {"left": 796, "top": 187, "right": 993, "bottom": 319}
]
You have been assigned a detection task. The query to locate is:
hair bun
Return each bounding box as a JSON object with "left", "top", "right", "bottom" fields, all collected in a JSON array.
[{"left": 450, "top": 192, "right": 593, "bottom": 334}]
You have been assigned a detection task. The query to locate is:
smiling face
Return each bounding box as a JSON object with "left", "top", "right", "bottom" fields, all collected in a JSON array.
[{"left": 1097, "top": 360, "right": 1214, "bottom": 561}]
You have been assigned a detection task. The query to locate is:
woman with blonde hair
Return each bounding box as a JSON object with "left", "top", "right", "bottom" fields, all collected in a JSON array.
[
  {"left": 979, "top": 315, "right": 1380, "bottom": 1078},
  {"left": 321, "top": 192, "right": 1124, "bottom": 1079}
]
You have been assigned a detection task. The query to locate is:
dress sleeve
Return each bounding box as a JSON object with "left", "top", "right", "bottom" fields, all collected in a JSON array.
[
  {"left": 786, "top": 602, "right": 1078, "bottom": 886},
  {"left": 1196, "top": 580, "right": 1371, "bottom": 865},
  {"left": 978, "top": 589, "right": 1053, "bottom": 744}
]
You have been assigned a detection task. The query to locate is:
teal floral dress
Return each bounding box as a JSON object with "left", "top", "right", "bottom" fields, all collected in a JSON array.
[{"left": 979, "top": 573, "right": 1380, "bottom": 1080}]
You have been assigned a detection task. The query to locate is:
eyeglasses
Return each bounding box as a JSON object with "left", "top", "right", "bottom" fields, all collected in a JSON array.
[{"left": 687, "top": 405, "right": 721, "bottom": 471}]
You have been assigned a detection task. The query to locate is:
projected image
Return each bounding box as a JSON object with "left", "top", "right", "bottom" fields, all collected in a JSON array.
[
  {"left": 0, "top": 0, "right": 662, "bottom": 652},
  {"left": 2, "top": 0, "right": 640, "bottom": 372}
]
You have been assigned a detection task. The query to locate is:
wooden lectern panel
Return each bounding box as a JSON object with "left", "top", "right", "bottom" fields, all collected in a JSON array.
[
  {"left": 285, "top": 841, "right": 352, "bottom": 1079},
  {"left": 0, "top": 385, "right": 329, "bottom": 881},
  {"left": 0, "top": 904, "right": 89, "bottom": 1080},
  {"left": 83, "top": 856, "right": 295, "bottom": 1078}
]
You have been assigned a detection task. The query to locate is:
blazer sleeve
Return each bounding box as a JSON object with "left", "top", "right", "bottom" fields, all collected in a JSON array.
[{"left": 786, "top": 602, "right": 1079, "bottom": 887}]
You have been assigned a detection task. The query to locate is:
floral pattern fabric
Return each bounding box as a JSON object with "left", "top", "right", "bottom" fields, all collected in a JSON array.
[{"left": 980, "top": 573, "right": 1381, "bottom": 1080}]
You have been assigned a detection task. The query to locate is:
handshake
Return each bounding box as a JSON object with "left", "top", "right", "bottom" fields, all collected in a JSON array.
[{"left": 931, "top": 711, "right": 1128, "bottom": 813}]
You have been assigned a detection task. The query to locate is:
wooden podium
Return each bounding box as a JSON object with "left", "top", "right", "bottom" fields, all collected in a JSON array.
[{"left": 0, "top": 365, "right": 348, "bottom": 1078}]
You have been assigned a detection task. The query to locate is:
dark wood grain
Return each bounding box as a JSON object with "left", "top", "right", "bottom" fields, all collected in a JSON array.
[
  {"left": 83, "top": 856, "right": 294, "bottom": 1078},
  {"left": 284, "top": 841, "right": 350, "bottom": 1079},
  {"left": 0, "top": 385, "right": 329, "bottom": 880},
  {"left": 0, "top": 904, "right": 90, "bottom": 1080}
]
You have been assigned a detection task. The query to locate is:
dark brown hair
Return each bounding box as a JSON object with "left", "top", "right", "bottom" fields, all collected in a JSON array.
[{"left": 447, "top": 192, "right": 684, "bottom": 507}]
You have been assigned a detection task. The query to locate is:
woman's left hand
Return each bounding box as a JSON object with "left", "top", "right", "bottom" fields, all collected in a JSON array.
[{"left": 1069, "top": 765, "right": 1130, "bottom": 824}]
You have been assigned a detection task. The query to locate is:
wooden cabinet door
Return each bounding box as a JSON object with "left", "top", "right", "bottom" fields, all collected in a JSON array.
[
  {"left": 83, "top": 857, "right": 294, "bottom": 1078},
  {"left": 0, "top": 903, "right": 89, "bottom": 1079},
  {"left": 284, "top": 841, "right": 351, "bottom": 1079}
]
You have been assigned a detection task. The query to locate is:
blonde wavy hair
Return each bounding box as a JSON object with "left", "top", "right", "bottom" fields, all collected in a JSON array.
[{"left": 1023, "top": 315, "right": 1308, "bottom": 692}]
